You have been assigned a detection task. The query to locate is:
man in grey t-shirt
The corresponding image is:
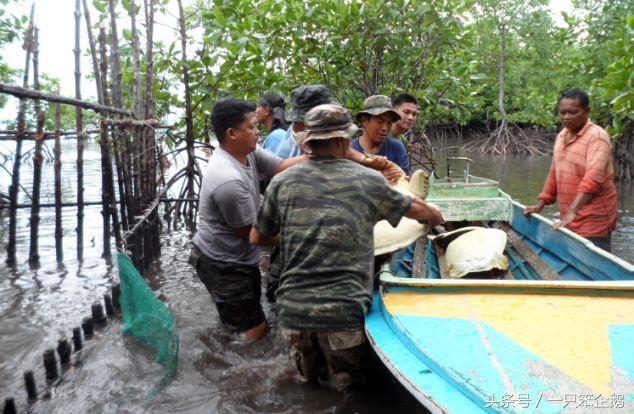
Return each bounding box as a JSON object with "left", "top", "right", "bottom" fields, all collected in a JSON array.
[{"left": 190, "top": 98, "right": 307, "bottom": 341}]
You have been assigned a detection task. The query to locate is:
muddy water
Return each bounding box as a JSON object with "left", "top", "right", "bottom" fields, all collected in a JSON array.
[{"left": 1, "top": 141, "right": 632, "bottom": 413}]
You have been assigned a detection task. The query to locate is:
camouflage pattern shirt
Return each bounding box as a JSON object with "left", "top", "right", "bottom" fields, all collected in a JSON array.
[{"left": 254, "top": 157, "right": 412, "bottom": 330}]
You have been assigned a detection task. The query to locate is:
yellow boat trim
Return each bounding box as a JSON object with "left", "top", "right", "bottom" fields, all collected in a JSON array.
[{"left": 384, "top": 290, "right": 634, "bottom": 397}]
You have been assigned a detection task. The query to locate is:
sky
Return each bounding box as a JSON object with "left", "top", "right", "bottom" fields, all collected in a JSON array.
[
  {"left": 0, "top": 0, "right": 190, "bottom": 125},
  {"left": 0, "top": 0, "right": 573, "bottom": 124}
]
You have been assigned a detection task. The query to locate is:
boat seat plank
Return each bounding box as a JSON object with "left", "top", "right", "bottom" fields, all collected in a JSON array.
[{"left": 502, "top": 225, "right": 561, "bottom": 280}]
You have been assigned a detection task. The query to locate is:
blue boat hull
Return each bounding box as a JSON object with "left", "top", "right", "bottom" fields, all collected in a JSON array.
[{"left": 366, "top": 200, "right": 634, "bottom": 413}]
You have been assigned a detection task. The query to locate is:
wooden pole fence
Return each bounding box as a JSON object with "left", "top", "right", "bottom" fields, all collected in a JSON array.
[{"left": 0, "top": 82, "right": 134, "bottom": 117}]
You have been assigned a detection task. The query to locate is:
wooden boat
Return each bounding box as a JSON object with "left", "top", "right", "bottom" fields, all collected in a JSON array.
[{"left": 365, "top": 171, "right": 634, "bottom": 413}]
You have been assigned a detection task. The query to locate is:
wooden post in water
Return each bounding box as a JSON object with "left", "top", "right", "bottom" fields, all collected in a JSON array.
[
  {"left": 54, "top": 102, "right": 64, "bottom": 263},
  {"left": 6, "top": 6, "right": 34, "bottom": 266},
  {"left": 109, "top": 0, "right": 134, "bottom": 244},
  {"left": 82, "top": 0, "right": 121, "bottom": 252},
  {"left": 129, "top": 0, "right": 145, "bottom": 268},
  {"left": 144, "top": 0, "right": 160, "bottom": 261},
  {"left": 74, "top": 0, "right": 85, "bottom": 261},
  {"left": 29, "top": 27, "right": 44, "bottom": 266}
]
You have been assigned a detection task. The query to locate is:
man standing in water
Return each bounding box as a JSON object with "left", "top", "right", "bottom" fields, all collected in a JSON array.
[
  {"left": 524, "top": 88, "right": 617, "bottom": 251},
  {"left": 250, "top": 104, "right": 443, "bottom": 390},
  {"left": 189, "top": 98, "right": 306, "bottom": 341},
  {"left": 265, "top": 85, "right": 391, "bottom": 303}
]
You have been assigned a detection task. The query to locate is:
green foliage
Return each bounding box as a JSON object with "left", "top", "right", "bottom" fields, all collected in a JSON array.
[
  {"left": 0, "top": 0, "right": 25, "bottom": 110},
  {"left": 561, "top": 0, "right": 634, "bottom": 140},
  {"left": 1, "top": 0, "right": 632, "bottom": 149},
  {"left": 186, "top": 0, "right": 473, "bottom": 134}
]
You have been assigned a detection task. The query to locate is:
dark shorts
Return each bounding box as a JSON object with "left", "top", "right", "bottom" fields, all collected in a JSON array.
[
  {"left": 189, "top": 245, "right": 265, "bottom": 333},
  {"left": 587, "top": 234, "right": 612, "bottom": 253},
  {"left": 281, "top": 328, "right": 367, "bottom": 391}
]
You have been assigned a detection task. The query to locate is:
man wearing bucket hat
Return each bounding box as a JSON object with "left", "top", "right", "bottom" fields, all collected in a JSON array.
[
  {"left": 269, "top": 84, "right": 331, "bottom": 159},
  {"left": 250, "top": 104, "right": 443, "bottom": 391},
  {"left": 353, "top": 95, "right": 409, "bottom": 178},
  {"left": 271, "top": 85, "right": 390, "bottom": 171},
  {"left": 264, "top": 85, "right": 392, "bottom": 303}
]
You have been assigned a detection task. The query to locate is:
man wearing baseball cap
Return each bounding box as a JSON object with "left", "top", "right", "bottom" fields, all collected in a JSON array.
[{"left": 250, "top": 104, "right": 443, "bottom": 391}]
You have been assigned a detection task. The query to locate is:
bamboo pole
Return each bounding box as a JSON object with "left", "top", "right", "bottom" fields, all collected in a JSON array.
[
  {"left": 109, "top": 0, "right": 134, "bottom": 238},
  {"left": 54, "top": 102, "right": 63, "bottom": 263},
  {"left": 81, "top": 0, "right": 104, "bottom": 106},
  {"left": 0, "top": 128, "right": 101, "bottom": 138},
  {"left": 85, "top": 8, "right": 111, "bottom": 259},
  {"left": 144, "top": 0, "right": 159, "bottom": 262},
  {"left": 29, "top": 27, "right": 44, "bottom": 266},
  {"left": 6, "top": 4, "right": 35, "bottom": 266},
  {"left": 99, "top": 28, "right": 123, "bottom": 249},
  {"left": 0, "top": 83, "right": 133, "bottom": 117},
  {"left": 74, "top": 0, "right": 85, "bottom": 261},
  {"left": 129, "top": 0, "right": 145, "bottom": 268},
  {"left": 94, "top": 19, "right": 123, "bottom": 255},
  {"left": 12, "top": 199, "right": 182, "bottom": 209},
  {"left": 101, "top": 118, "right": 161, "bottom": 127}
]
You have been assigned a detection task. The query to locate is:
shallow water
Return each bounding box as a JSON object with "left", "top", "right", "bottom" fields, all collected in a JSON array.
[{"left": 1, "top": 140, "right": 632, "bottom": 413}]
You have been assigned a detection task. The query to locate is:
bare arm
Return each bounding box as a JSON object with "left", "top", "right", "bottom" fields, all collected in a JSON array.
[
  {"left": 523, "top": 199, "right": 546, "bottom": 217},
  {"left": 346, "top": 147, "right": 391, "bottom": 171},
  {"left": 249, "top": 227, "right": 280, "bottom": 246},
  {"left": 552, "top": 192, "right": 593, "bottom": 230},
  {"left": 404, "top": 196, "right": 444, "bottom": 228}
]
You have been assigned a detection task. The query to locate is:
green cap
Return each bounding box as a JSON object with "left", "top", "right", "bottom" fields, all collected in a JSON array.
[
  {"left": 303, "top": 104, "right": 359, "bottom": 146},
  {"left": 285, "top": 85, "right": 332, "bottom": 122},
  {"left": 355, "top": 95, "right": 401, "bottom": 122}
]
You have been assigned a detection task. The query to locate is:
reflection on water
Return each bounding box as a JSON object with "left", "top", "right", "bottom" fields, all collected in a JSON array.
[
  {"left": 0, "top": 141, "right": 423, "bottom": 413},
  {"left": 1, "top": 141, "right": 633, "bottom": 412}
]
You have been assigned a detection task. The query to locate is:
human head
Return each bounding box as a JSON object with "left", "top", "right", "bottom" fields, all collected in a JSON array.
[
  {"left": 558, "top": 88, "right": 590, "bottom": 133},
  {"left": 357, "top": 95, "right": 400, "bottom": 145},
  {"left": 303, "top": 104, "right": 359, "bottom": 153},
  {"left": 392, "top": 93, "right": 419, "bottom": 133},
  {"left": 211, "top": 98, "right": 258, "bottom": 152},
  {"left": 255, "top": 92, "right": 287, "bottom": 129},
  {"left": 558, "top": 88, "right": 590, "bottom": 109},
  {"left": 356, "top": 95, "right": 401, "bottom": 123},
  {"left": 285, "top": 85, "right": 332, "bottom": 124}
]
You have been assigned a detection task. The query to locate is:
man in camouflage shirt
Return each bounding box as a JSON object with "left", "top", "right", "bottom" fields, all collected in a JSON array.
[{"left": 249, "top": 104, "right": 443, "bottom": 391}]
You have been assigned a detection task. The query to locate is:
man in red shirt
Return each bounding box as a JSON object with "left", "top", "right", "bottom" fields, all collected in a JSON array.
[{"left": 524, "top": 88, "right": 618, "bottom": 251}]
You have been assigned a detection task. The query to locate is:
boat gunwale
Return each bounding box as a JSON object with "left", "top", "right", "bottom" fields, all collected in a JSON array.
[
  {"left": 379, "top": 273, "right": 634, "bottom": 292},
  {"left": 509, "top": 198, "right": 634, "bottom": 271}
]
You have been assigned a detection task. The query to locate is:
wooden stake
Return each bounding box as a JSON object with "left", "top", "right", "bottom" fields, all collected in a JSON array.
[
  {"left": 29, "top": 27, "right": 44, "bottom": 266},
  {"left": 6, "top": 4, "right": 34, "bottom": 266},
  {"left": 54, "top": 102, "right": 63, "bottom": 263},
  {"left": 75, "top": 0, "right": 84, "bottom": 261}
]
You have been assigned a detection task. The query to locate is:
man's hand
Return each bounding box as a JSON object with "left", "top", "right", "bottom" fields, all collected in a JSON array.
[
  {"left": 405, "top": 197, "right": 444, "bottom": 228},
  {"left": 362, "top": 154, "right": 390, "bottom": 171},
  {"left": 382, "top": 166, "right": 404, "bottom": 184},
  {"left": 249, "top": 227, "right": 280, "bottom": 246},
  {"left": 523, "top": 200, "right": 545, "bottom": 217},
  {"left": 552, "top": 210, "right": 576, "bottom": 231}
]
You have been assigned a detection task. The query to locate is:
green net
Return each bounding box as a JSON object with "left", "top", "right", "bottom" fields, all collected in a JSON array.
[{"left": 117, "top": 253, "right": 179, "bottom": 396}]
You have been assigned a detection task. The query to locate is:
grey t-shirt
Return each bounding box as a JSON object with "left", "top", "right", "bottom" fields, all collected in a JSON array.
[{"left": 193, "top": 145, "right": 282, "bottom": 266}]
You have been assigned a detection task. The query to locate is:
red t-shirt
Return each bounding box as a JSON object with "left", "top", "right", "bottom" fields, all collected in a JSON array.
[{"left": 539, "top": 121, "right": 618, "bottom": 237}]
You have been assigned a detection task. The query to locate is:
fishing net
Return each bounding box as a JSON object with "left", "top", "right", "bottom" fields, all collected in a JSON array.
[{"left": 117, "top": 252, "right": 179, "bottom": 396}]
